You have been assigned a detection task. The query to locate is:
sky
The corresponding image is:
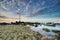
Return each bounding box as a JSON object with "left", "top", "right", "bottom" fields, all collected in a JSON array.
[{"left": 0, "top": 0, "right": 60, "bottom": 23}]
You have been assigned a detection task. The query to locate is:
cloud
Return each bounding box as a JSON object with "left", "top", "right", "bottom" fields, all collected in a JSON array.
[
  {"left": 0, "top": 0, "right": 60, "bottom": 23},
  {"left": 0, "top": 1, "right": 10, "bottom": 11},
  {"left": 29, "top": 7, "right": 46, "bottom": 16},
  {"left": 32, "top": 7, "right": 45, "bottom": 14},
  {"left": 21, "top": 17, "right": 60, "bottom": 23},
  {"left": 41, "top": 1, "right": 46, "bottom": 5},
  {"left": 0, "top": 16, "right": 8, "bottom": 18},
  {"left": 0, "top": 0, "right": 46, "bottom": 17},
  {"left": 0, "top": 12, "right": 15, "bottom": 18},
  {"left": 0, "top": 17, "right": 19, "bottom": 23},
  {"left": 25, "top": 0, "right": 32, "bottom": 15},
  {"left": 1, "top": 4, "right": 9, "bottom": 10}
]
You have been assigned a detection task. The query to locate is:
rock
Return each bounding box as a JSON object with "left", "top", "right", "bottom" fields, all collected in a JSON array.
[
  {"left": 41, "top": 36, "right": 57, "bottom": 40},
  {"left": 41, "top": 36, "right": 48, "bottom": 40}
]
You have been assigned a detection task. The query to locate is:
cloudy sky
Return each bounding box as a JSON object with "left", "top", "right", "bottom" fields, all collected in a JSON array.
[{"left": 0, "top": 0, "right": 60, "bottom": 23}]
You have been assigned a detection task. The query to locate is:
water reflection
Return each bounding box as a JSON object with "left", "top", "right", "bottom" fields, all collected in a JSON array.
[{"left": 28, "top": 25, "right": 60, "bottom": 36}]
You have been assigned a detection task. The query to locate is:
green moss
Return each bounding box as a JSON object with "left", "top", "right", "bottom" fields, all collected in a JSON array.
[
  {"left": 52, "top": 30, "right": 60, "bottom": 33},
  {"left": 43, "top": 28, "right": 50, "bottom": 32}
]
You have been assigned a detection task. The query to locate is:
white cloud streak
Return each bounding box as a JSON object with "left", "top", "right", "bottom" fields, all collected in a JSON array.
[
  {"left": 32, "top": 7, "right": 45, "bottom": 14},
  {"left": 25, "top": 0, "right": 32, "bottom": 15},
  {"left": 0, "top": 0, "right": 59, "bottom": 23},
  {"left": 41, "top": 1, "right": 46, "bottom": 5},
  {"left": 0, "top": 0, "right": 46, "bottom": 17}
]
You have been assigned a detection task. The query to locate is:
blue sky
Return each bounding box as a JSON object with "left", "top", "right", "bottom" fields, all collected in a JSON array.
[{"left": 0, "top": 0, "right": 60, "bottom": 23}]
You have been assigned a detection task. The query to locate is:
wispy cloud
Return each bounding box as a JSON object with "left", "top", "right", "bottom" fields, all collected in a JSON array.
[
  {"left": 25, "top": 0, "right": 32, "bottom": 16},
  {"left": 0, "top": 17, "right": 19, "bottom": 23},
  {"left": 0, "top": 16, "right": 8, "bottom": 18},
  {"left": 32, "top": 7, "right": 46, "bottom": 15},
  {"left": 41, "top": 1, "right": 46, "bottom": 5},
  {"left": 0, "top": 0, "right": 60, "bottom": 22},
  {"left": 0, "top": 12, "right": 15, "bottom": 18}
]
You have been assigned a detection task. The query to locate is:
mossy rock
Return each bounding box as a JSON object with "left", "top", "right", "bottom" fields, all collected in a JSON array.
[{"left": 43, "top": 28, "right": 50, "bottom": 32}]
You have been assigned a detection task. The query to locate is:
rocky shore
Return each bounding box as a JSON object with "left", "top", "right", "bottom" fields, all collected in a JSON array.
[{"left": 41, "top": 36, "right": 57, "bottom": 40}]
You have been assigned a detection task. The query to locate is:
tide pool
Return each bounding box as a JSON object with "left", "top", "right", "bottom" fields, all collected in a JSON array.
[{"left": 28, "top": 25, "right": 60, "bottom": 36}]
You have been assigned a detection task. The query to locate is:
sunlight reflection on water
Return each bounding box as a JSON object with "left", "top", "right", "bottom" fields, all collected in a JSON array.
[{"left": 28, "top": 25, "right": 60, "bottom": 36}]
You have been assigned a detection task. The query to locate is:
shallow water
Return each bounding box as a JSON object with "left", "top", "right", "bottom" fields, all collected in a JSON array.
[{"left": 28, "top": 25, "right": 60, "bottom": 36}]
